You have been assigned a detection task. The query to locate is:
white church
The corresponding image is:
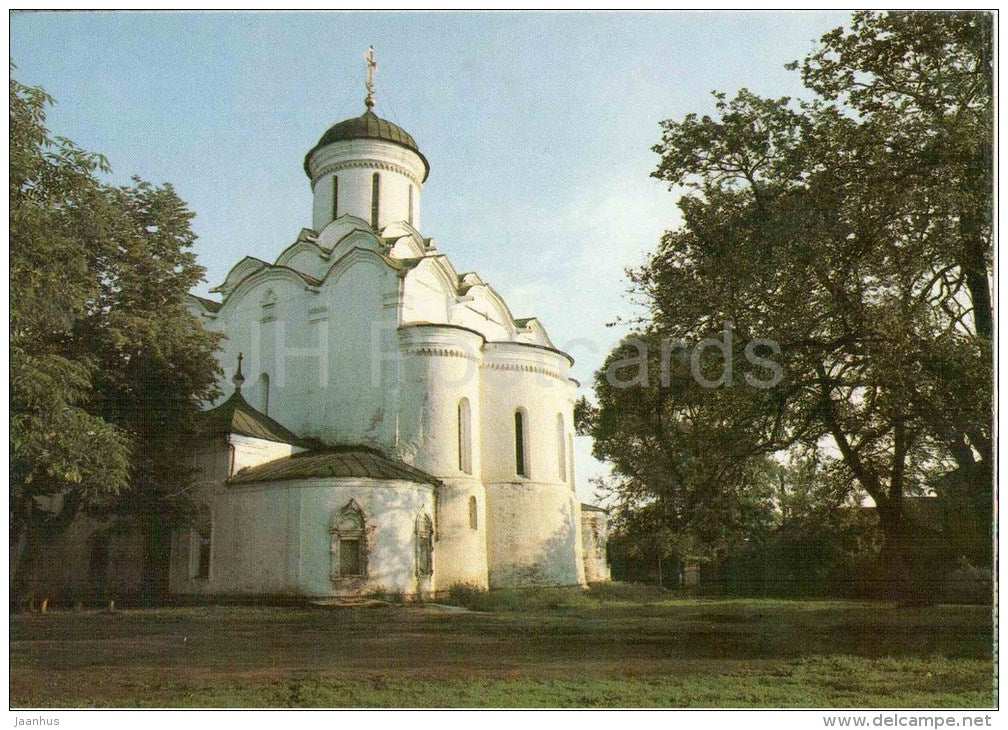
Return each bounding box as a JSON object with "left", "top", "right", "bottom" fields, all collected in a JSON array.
[{"left": 167, "top": 54, "right": 611, "bottom": 599}]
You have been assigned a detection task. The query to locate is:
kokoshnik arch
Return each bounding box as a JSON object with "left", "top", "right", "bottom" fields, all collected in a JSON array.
[{"left": 170, "top": 50, "right": 612, "bottom": 598}]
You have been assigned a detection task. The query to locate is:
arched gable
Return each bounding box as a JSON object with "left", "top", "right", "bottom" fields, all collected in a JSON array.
[
  {"left": 515, "top": 317, "right": 556, "bottom": 349},
  {"left": 413, "top": 256, "right": 460, "bottom": 297},
  {"left": 210, "top": 256, "right": 269, "bottom": 296},
  {"left": 316, "top": 214, "right": 373, "bottom": 250},
  {"left": 274, "top": 239, "right": 330, "bottom": 279},
  {"left": 400, "top": 256, "right": 460, "bottom": 325},
  {"left": 320, "top": 246, "right": 400, "bottom": 292},
  {"left": 452, "top": 283, "right": 519, "bottom": 341},
  {"left": 387, "top": 234, "right": 425, "bottom": 259},
  {"left": 185, "top": 293, "right": 221, "bottom": 320},
  {"left": 217, "top": 266, "right": 319, "bottom": 318},
  {"left": 327, "top": 227, "right": 386, "bottom": 263},
  {"left": 456, "top": 272, "right": 485, "bottom": 295},
  {"left": 382, "top": 221, "right": 427, "bottom": 258}
]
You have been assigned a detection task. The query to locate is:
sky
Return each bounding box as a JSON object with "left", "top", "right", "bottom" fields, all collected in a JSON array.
[{"left": 11, "top": 10, "right": 853, "bottom": 504}]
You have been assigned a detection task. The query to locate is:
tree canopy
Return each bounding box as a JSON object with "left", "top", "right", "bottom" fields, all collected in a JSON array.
[
  {"left": 584, "top": 11, "right": 992, "bottom": 592},
  {"left": 10, "top": 73, "right": 223, "bottom": 599}
]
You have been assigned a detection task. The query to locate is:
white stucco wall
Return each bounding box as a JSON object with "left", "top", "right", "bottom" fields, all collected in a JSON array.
[
  {"left": 175, "top": 477, "right": 437, "bottom": 598},
  {"left": 484, "top": 482, "right": 586, "bottom": 587},
  {"left": 431, "top": 478, "right": 489, "bottom": 590},
  {"left": 396, "top": 324, "right": 484, "bottom": 477},
  {"left": 478, "top": 343, "right": 585, "bottom": 587},
  {"left": 400, "top": 261, "right": 453, "bottom": 325},
  {"left": 231, "top": 434, "right": 299, "bottom": 474},
  {"left": 203, "top": 247, "right": 403, "bottom": 452},
  {"left": 169, "top": 435, "right": 298, "bottom": 595},
  {"left": 478, "top": 343, "right": 576, "bottom": 485}
]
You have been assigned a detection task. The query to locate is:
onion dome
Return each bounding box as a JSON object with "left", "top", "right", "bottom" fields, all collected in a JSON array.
[{"left": 304, "top": 109, "right": 429, "bottom": 181}]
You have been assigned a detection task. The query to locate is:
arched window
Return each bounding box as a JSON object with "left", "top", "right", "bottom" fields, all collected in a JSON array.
[
  {"left": 556, "top": 413, "right": 567, "bottom": 482},
  {"left": 416, "top": 512, "right": 433, "bottom": 576},
  {"left": 408, "top": 184, "right": 415, "bottom": 226},
  {"left": 468, "top": 495, "right": 478, "bottom": 530},
  {"left": 458, "top": 398, "right": 472, "bottom": 474},
  {"left": 331, "top": 175, "right": 339, "bottom": 222},
  {"left": 330, "top": 501, "right": 366, "bottom": 579},
  {"left": 259, "top": 373, "right": 270, "bottom": 416},
  {"left": 371, "top": 172, "right": 380, "bottom": 228},
  {"left": 197, "top": 529, "right": 211, "bottom": 579},
  {"left": 514, "top": 409, "right": 528, "bottom": 477},
  {"left": 567, "top": 433, "right": 575, "bottom": 491}
]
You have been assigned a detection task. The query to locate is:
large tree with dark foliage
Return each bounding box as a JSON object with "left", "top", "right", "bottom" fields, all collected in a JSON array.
[
  {"left": 10, "top": 74, "right": 222, "bottom": 602},
  {"left": 584, "top": 12, "right": 992, "bottom": 595}
]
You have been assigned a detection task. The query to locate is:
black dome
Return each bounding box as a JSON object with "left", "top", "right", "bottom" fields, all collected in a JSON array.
[{"left": 304, "top": 109, "right": 429, "bottom": 181}]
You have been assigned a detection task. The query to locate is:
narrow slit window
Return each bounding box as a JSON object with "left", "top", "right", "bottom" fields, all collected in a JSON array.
[
  {"left": 371, "top": 172, "right": 380, "bottom": 228},
  {"left": 468, "top": 495, "right": 478, "bottom": 530},
  {"left": 408, "top": 184, "right": 414, "bottom": 226},
  {"left": 196, "top": 528, "right": 211, "bottom": 580},
  {"left": 416, "top": 513, "right": 433, "bottom": 576},
  {"left": 567, "top": 433, "right": 575, "bottom": 491},
  {"left": 331, "top": 175, "right": 339, "bottom": 222},
  {"left": 458, "top": 398, "right": 472, "bottom": 474},
  {"left": 556, "top": 413, "right": 567, "bottom": 482},
  {"left": 259, "top": 372, "right": 270, "bottom": 416},
  {"left": 515, "top": 410, "right": 528, "bottom": 477}
]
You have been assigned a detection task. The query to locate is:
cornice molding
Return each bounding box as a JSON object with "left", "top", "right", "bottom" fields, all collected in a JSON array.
[
  {"left": 405, "top": 346, "right": 480, "bottom": 364},
  {"left": 480, "top": 361, "right": 566, "bottom": 382},
  {"left": 312, "top": 158, "right": 424, "bottom": 187}
]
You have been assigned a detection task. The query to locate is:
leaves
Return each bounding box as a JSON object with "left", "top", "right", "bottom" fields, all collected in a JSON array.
[
  {"left": 10, "top": 73, "right": 223, "bottom": 548},
  {"left": 588, "top": 12, "right": 992, "bottom": 569}
]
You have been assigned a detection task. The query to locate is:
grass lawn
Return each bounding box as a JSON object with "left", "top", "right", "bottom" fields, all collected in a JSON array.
[{"left": 9, "top": 584, "right": 995, "bottom": 708}]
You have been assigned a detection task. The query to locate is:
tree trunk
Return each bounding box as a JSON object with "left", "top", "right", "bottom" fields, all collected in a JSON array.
[
  {"left": 958, "top": 183, "right": 992, "bottom": 342},
  {"left": 879, "top": 523, "right": 909, "bottom": 601},
  {"left": 876, "top": 495, "right": 917, "bottom": 602}
]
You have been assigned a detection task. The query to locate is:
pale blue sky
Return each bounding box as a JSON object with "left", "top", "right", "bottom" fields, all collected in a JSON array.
[{"left": 11, "top": 10, "right": 852, "bottom": 502}]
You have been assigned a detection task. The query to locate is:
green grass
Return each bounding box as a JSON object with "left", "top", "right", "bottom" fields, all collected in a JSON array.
[{"left": 9, "top": 584, "right": 995, "bottom": 708}]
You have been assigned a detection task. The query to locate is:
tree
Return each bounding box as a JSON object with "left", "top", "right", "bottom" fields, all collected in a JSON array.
[
  {"left": 580, "top": 333, "right": 779, "bottom": 568},
  {"left": 796, "top": 11, "right": 993, "bottom": 567},
  {"left": 769, "top": 453, "right": 881, "bottom": 597},
  {"left": 586, "top": 12, "right": 992, "bottom": 596},
  {"left": 10, "top": 74, "right": 222, "bottom": 603}
]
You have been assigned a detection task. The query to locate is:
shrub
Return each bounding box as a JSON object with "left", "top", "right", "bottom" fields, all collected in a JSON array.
[
  {"left": 586, "top": 582, "right": 676, "bottom": 603},
  {"left": 444, "top": 584, "right": 609, "bottom": 612},
  {"left": 368, "top": 587, "right": 405, "bottom": 604},
  {"left": 445, "top": 583, "right": 491, "bottom": 611}
]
